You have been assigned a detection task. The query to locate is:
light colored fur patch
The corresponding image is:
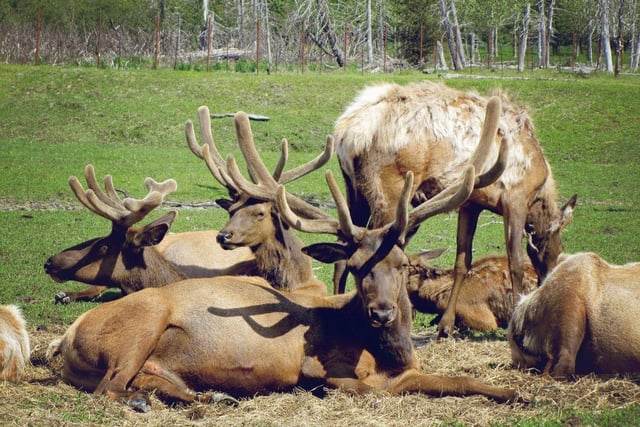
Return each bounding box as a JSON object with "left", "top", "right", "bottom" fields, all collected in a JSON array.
[
  {"left": 335, "top": 81, "right": 532, "bottom": 189},
  {"left": 0, "top": 305, "right": 30, "bottom": 382}
]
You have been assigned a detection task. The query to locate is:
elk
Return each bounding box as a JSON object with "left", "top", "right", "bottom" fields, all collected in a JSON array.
[
  {"left": 185, "top": 106, "right": 334, "bottom": 296},
  {"left": 44, "top": 165, "right": 255, "bottom": 303},
  {"left": 508, "top": 252, "right": 640, "bottom": 379},
  {"left": 334, "top": 81, "right": 576, "bottom": 337},
  {"left": 0, "top": 305, "right": 30, "bottom": 382},
  {"left": 47, "top": 161, "right": 516, "bottom": 412},
  {"left": 406, "top": 252, "right": 538, "bottom": 331}
]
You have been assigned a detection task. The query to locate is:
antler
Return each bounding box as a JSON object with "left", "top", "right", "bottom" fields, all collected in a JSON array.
[
  {"left": 223, "top": 111, "right": 334, "bottom": 219},
  {"left": 68, "top": 164, "right": 177, "bottom": 228},
  {"left": 187, "top": 107, "right": 334, "bottom": 210}
]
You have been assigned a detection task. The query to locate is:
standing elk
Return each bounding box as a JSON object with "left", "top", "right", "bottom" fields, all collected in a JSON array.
[
  {"left": 47, "top": 156, "right": 517, "bottom": 412},
  {"left": 44, "top": 165, "right": 256, "bottom": 303},
  {"left": 0, "top": 305, "right": 30, "bottom": 382},
  {"left": 334, "top": 81, "right": 576, "bottom": 337},
  {"left": 185, "top": 106, "right": 334, "bottom": 296},
  {"left": 406, "top": 252, "right": 538, "bottom": 331},
  {"left": 508, "top": 252, "right": 640, "bottom": 379}
]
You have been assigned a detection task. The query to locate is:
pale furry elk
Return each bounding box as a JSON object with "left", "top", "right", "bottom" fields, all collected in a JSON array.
[
  {"left": 508, "top": 252, "right": 640, "bottom": 378},
  {"left": 334, "top": 81, "right": 576, "bottom": 337},
  {"left": 44, "top": 165, "right": 256, "bottom": 303},
  {"left": 0, "top": 305, "right": 30, "bottom": 382},
  {"left": 46, "top": 167, "right": 517, "bottom": 412}
]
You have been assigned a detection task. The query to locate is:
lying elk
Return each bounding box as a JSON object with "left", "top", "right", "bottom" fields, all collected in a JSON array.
[
  {"left": 0, "top": 305, "right": 30, "bottom": 382},
  {"left": 186, "top": 106, "right": 333, "bottom": 296},
  {"left": 47, "top": 166, "right": 516, "bottom": 412},
  {"left": 334, "top": 81, "right": 576, "bottom": 337},
  {"left": 508, "top": 252, "right": 640, "bottom": 379},
  {"left": 44, "top": 165, "right": 255, "bottom": 303},
  {"left": 407, "top": 251, "right": 538, "bottom": 331}
]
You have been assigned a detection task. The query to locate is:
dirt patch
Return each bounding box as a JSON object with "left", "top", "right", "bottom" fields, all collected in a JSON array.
[{"left": 3, "top": 327, "right": 638, "bottom": 426}]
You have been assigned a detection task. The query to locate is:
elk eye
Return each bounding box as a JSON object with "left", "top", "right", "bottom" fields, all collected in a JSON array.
[{"left": 97, "top": 245, "right": 109, "bottom": 256}]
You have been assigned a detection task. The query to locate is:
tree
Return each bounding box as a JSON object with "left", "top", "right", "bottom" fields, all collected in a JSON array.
[{"left": 518, "top": 3, "right": 531, "bottom": 71}]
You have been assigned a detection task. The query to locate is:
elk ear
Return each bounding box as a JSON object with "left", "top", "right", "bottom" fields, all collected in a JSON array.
[
  {"left": 136, "top": 211, "right": 177, "bottom": 247},
  {"left": 416, "top": 248, "right": 447, "bottom": 262},
  {"left": 552, "top": 193, "right": 577, "bottom": 233},
  {"left": 302, "top": 242, "right": 351, "bottom": 264}
]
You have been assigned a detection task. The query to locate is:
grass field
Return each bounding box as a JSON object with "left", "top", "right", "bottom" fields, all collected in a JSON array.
[{"left": 1, "top": 64, "right": 639, "bottom": 425}]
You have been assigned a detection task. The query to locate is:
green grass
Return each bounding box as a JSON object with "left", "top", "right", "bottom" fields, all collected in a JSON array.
[{"left": 1, "top": 64, "right": 639, "bottom": 425}]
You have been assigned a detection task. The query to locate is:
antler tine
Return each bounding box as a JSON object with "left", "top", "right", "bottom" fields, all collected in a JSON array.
[
  {"left": 119, "top": 177, "right": 177, "bottom": 228},
  {"left": 272, "top": 138, "right": 288, "bottom": 182},
  {"left": 406, "top": 165, "right": 476, "bottom": 233},
  {"left": 226, "top": 154, "right": 330, "bottom": 220},
  {"left": 234, "top": 111, "right": 275, "bottom": 186},
  {"left": 84, "top": 165, "right": 124, "bottom": 210},
  {"left": 278, "top": 135, "right": 335, "bottom": 185},
  {"left": 68, "top": 175, "right": 118, "bottom": 221},
  {"left": 144, "top": 177, "right": 178, "bottom": 197},
  {"left": 475, "top": 129, "right": 509, "bottom": 188},
  {"left": 276, "top": 169, "right": 365, "bottom": 240},
  {"left": 391, "top": 171, "right": 414, "bottom": 244}
]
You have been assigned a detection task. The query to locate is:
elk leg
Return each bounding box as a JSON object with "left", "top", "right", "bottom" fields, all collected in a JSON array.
[
  {"left": 56, "top": 285, "right": 109, "bottom": 303},
  {"left": 504, "top": 209, "right": 526, "bottom": 304},
  {"left": 386, "top": 368, "right": 517, "bottom": 403},
  {"left": 549, "top": 304, "right": 586, "bottom": 379},
  {"left": 438, "top": 205, "right": 481, "bottom": 338}
]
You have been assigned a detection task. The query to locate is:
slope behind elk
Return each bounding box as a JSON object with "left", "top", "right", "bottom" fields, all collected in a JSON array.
[
  {"left": 334, "top": 81, "right": 576, "bottom": 337},
  {"left": 509, "top": 252, "right": 640, "bottom": 379},
  {"left": 186, "top": 106, "right": 333, "bottom": 296},
  {"left": 47, "top": 151, "right": 516, "bottom": 412},
  {"left": 44, "top": 165, "right": 255, "bottom": 302}
]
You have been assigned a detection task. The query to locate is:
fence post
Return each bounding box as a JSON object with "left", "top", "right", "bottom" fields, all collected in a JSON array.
[
  {"left": 343, "top": 23, "right": 349, "bottom": 70},
  {"left": 300, "top": 21, "right": 306, "bottom": 73}
]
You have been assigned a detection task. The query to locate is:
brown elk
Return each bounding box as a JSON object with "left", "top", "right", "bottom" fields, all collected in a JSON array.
[
  {"left": 44, "top": 165, "right": 255, "bottom": 303},
  {"left": 406, "top": 252, "right": 538, "bottom": 331},
  {"left": 0, "top": 305, "right": 30, "bottom": 382},
  {"left": 334, "top": 81, "right": 576, "bottom": 337},
  {"left": 508, "top": 252, "right": 640, "bottom": 379},
  {"left": 47, "top": 160, "right": 516, "bottom": 412},
  {"left": 185, "top": 106, "right": 334, "bottom": 296}
]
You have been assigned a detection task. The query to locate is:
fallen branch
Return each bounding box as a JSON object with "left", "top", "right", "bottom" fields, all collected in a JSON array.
[{"left": 210, "top": 113, "right": 270, "bottom": 121}]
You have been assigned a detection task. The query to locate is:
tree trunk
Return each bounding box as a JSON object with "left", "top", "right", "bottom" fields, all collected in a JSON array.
[
  {"left": 450, "top": 0, "right": 466, "bottom": 67},
  {"left": 614, "top": 0, "right": 625, "bottom": 76},
  {"left": 316, "top": 0, "right": 345, "bottom": 67},
  {"left": 518, "top": 3, "right": 530, "bottom": 72},
  {"left": 545, "top": 0, "right": 555, "bottom": 67},
  {"left": 366, "top": 0, "right": 373, "bottom": 63},
  {"left": 600, "top": 0, "right": 614, "bottom": 72},
  {"left": 436, "top": 40, "right": 448, "bottom": 70},
  {"left": 631, "top": 0, "right": 639, "bottom": 71},
  {"left": 438, "top": 0, "right": 463, "bottom": 70},
  {"left": 537, "top": 0, "right": 546, "bottom": 68}
]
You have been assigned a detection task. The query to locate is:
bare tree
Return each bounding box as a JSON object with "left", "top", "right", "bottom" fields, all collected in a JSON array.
[
  {"left": 600, "top": 0, "right": 614, "bottom": 72},
  {"left": 366, "top": 0, "right": 373, "bottom": 62},
  {"left": 631, "top": 0, "right": 640, "bottom": 71},
  {"left": 518, "top": 3, "right": 531, "bottom": 71},
  {"left": 439, "top": 0, "right": 464, "bottom": 70}
]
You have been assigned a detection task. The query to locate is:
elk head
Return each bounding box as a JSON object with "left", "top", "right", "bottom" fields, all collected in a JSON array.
[
  {"left": 276, "top": 167, "right": 475, "bottom": 327},
  {"left": 44, "top": 165, "right": 180, "bottom": 291},
  {"left": 186, "top": 106, "right": 333, "bottom": 250}
]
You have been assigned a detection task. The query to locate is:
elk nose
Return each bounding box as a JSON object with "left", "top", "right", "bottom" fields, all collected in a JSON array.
[
  {"left": 44, "top": 258, "right": 53, "bottom": 273},
  {"left": 216, "top": 231, "right": 232, "bottom": 245},
  {"left": 369, "top": 307, "right": 395, "bottom": 327}
]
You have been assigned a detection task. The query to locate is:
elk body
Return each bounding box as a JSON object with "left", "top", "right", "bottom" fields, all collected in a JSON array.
[
  {"left": 186, "top": 107, "right": 334, "bottom": 296},
  {"left": 48, "top": 142, "right": 516, "bottom": 411},
  {"left": 44, "top": 165, "right": 255, "bottom": 303},
  {"left": 0, "top": 305, "right": 30, "bottom": 382},
  {"left": 508, "top": 252, "right": 640, "bottom": 379},
  {"left": 334, "top": 81, "right": 576, "bottom": 337},
  {"left": 407, "top": 253, "right": 538, "bottom": 331}
]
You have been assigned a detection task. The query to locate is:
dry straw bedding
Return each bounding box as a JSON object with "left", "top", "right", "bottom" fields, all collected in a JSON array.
[{"left": 2, "top": 327, "right": 638, "bottom": 426}]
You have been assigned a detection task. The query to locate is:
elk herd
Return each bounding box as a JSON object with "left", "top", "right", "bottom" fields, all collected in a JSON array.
[{"left": 2, "top": 80, "right": 638, "bottom": 414}]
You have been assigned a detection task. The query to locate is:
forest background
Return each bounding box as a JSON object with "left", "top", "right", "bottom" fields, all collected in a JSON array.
[{"left": 1, "top": 0, "right": 639, "bottom": 75}]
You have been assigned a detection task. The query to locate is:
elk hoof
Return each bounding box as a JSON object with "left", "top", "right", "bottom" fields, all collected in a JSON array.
[
  {"left": 128, "top": 396, "right": 152, "bottom": 413},
  {"left": 211, "top": 392, "right": 239, "bottom": 406},
  {"left": 55, "top": 293, "right": 71, "bottom": 304},
  {"left": 437, "top": 325, "right": 452, "bottom": 339}
]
